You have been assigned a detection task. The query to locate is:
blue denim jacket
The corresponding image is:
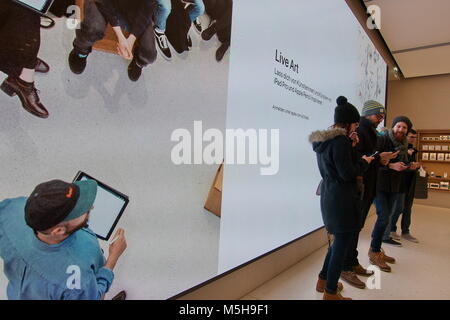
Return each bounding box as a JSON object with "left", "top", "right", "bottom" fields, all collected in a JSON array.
[{"left": 0, "top": 197, "right": 114, "bottom": 300}]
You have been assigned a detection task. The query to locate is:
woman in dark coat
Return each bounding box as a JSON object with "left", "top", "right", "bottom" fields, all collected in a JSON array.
[{"left": 309, "top": 96, "right": 373, "bottom": 300}]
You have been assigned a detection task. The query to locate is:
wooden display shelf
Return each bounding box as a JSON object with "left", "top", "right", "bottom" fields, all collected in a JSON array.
[
  {"left": 428, "top": 177, "right": 450, "bottom": 182},
  {"left": 420, "top": 140, "right": 450, "bottom": 143},
  {"left": 428, "top": 188, "right": 450, "bottom": 192},
  {"left": 421, "top": 160, "right": 450, "bottom": 164}
]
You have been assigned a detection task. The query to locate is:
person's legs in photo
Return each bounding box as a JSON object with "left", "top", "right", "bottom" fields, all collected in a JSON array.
[
  {"left": 0, "top": 1, "right": 48, "bottom": 118},
  {"left": 70, "top": 0, "right": 108, "bottom": 74},
  {"left": 128, "top": 23, "right": 158, "bottom": 82},
  {"left": 186, "top": 0, "right": 205, "bottom": 33},
  {"left": 154, "top": 0, "right": 172, "bottom": 60}
]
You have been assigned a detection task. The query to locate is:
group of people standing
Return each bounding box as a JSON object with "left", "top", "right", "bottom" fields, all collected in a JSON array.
[
  {"left": 0, "top": 0, "right": 233, "bottom": 119},
  {"left": 310, "top": 97, "right": 420, "bottom": 300}
]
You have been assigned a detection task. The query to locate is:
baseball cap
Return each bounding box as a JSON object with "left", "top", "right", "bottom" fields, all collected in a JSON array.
[{"left": 25, "top": 179, "right": 98, "bottom": 231}]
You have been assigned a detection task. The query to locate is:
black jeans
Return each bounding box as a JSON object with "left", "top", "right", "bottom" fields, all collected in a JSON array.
[
  {"left": 73, "top": 0, "right": 157, "bottom": 66},
  {"left": 390, "top": 188, "right": 414, "bottom": 234},
  {"left": 0, "top": 1, "right": 41, "bottom": 77},
  {"left": 319, "top": 231, "right": 354, "bottom": 294},
  {"left": 342, "top": 195, "right": 374, "bottom": 271}
]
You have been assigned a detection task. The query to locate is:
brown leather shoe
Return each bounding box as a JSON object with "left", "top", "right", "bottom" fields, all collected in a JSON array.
[
  {"left": 111, "top": 290, "right": 126, "bottom": 300},
  {"left": 1, "top": 76, "right": 49, "bottom": 118},
  {"left": 35, "top": 58, "right": 50, "bottom": 73},
  {"left": 340, "top": 271, "right": 366, "bottom": 289},
  {"left": 381, "top": 249, "right": 396, "bottom": 264},
  {"left": 353, "top": 264, "right": 374, "bottom": 277},
  {"left": 316, "top": 277, "right": 343, "bottom": 293},
  {"left": 368, "top": 248, "right": 391, "bottom": 272},
  {"left": 323, "top": 291, "right": 352, "bottom": 300}
]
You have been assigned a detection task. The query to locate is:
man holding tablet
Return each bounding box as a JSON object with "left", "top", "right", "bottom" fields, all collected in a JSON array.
[{"left": 0, "top": 179, "right": 127, "bottom": 300}]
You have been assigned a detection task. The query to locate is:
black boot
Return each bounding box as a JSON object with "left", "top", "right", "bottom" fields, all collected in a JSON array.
[
  {"left": 1, "top": 76, "right": 49, "bottom": 118},
  {"left": 68, "top": 49, "right": 88, "bottom": 74},
  {"left": 216, "top": 41, "right": 230, "bottom": 62},
  {"left": 128, "top": 58, "right": 143, "bottom": 82}
]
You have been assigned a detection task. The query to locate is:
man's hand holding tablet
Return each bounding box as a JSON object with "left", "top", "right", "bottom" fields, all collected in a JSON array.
[{"left": 105, "top": 228, "right": 127, "bottom": 271}]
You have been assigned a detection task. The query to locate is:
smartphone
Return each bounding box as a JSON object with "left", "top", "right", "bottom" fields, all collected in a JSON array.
[{"left": 369, "top": 151, "right": 380, "bottom": 157}]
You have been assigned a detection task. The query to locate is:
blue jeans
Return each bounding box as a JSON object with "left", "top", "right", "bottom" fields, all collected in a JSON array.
[
  {"left": 154, "top": 0, "right": 205, "bottom": 30},
  {"left": 390, "top": 191, "right": 414, "bottom": 234},
  {"left": 319, "top": 232, "right": 354, "bottom": 294},
  {"left": 371, "top": 192, "right": 402, "bottom": 252},
  {"left": 382, "top": 192, "right": 405, "bottom": 240}
]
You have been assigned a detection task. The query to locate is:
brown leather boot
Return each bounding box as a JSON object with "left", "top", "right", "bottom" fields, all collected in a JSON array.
[
  {"left": 323, "top": 291, "right": 352, "bottom": 300},
  {"left": 368, "top": 248, "right": 391, "bottom": 272},
  {"left": 316, "top": 277, "right": 343, "bottom": 293},
  {"left": 381, "top": 249, "right": 396, "bottom": 264},
  {"left": 1, "top": 76, "right": 49, "bottom": 118},
  {"left": 352, "top": 264, "right": 374, "bottom": 276},
  {"left": 340, "top": 271, "right": 366, "bottom": 289}
]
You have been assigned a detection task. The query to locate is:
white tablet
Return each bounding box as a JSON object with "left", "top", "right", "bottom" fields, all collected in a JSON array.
[
  {"left": 73, "top": 171, "right": 129, "bottom": 241},
  {"left": 13, "top": 0, "right": 55, "bottom": 15}
]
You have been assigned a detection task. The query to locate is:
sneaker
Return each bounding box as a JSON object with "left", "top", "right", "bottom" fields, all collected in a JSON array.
[
  {"left": 153, "top": 28, "right": 172, "bottom": 61},
  {"left": 390, "top": 232, "right": 401, "bottom": 240},
  {"left": 68, "top": 49, "right": 88, "bottom": 74},
  {"left": 201, "top": 23, "right": 216, "bottom": 41},
  {"left": 382, "top": 238, "right": 402, "bottom": 247},
  {"left": 187, "top": 35, "right": 192, "bottom": 48},
  {"left": 35, "top": 58, "right": 50, "bottom": 73},
  {"left": 127, "top": 59, "right": 143, "bottom": 82},
  {"left": 111, "top": 290, "right": 126, "bottom": 300},
  {"left": 216, "top": 41, "right": 230, "bottom": 62},
  {"left": 340, "top": 271, "right": 366, "bottom": 289},
  {"left": 193, "top": 17, "right": 202, "bottom": 34},
  {"left": 402, "top": 233, "right": 419, "bottom": 243}
]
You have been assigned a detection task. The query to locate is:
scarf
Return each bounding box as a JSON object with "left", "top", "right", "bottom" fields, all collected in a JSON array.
[{"left": 388, "top": 129, "right": 409, "bottom": 163}]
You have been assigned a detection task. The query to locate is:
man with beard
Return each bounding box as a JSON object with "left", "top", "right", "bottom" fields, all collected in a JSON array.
[
  {"left": 0, "top": 179, "right": 127, "bottom": 300},
  {"left": 368, "top": 116, "right": 419, "bottom": 272},
  {"left": 340, "top": 101, "right": 398, "bottom": 289}
]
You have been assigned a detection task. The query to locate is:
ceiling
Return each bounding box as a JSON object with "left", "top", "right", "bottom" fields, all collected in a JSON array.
[{"left": 364, "top": 0, "right": 450, "bottom": 78}]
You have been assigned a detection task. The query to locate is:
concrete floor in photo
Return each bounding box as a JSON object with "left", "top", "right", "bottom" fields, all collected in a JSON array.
[
  {"left": 242, "top": 204, "right": 450, "bottom": 300},
  {"left": 0, "top": 17, "right": 228, "bottom": 299}
]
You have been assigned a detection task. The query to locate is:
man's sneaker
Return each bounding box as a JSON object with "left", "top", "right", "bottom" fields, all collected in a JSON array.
[
  {"left": 187, "top": 35, "right": 192, "bottom": 48},
  {"left": 382, "top": 237, "right": 402, "bottom": 247},
  {"left": 402, "top": 233, "right": 419, "bottom": 243},
  {"left": 340, "top": 271, "right": 366, "bottom": 289},
  {"left": 390, "top": 232, "right": 401, "bottom": 240},
  {"left": 154, "top": 29, "right": 172, "bottom": 61},
  {"left": 112, "top": 290, "right": 126, "bottom": 300},
  {"left": 128, "top": 59, "right": 143, "bottom": 82},
  {"left": 368, "top": 248, "right": 391, "bottom": 272},
  {"left": 193, "top": 17, "right": 202, "bottom": 34},
  {"left": 201, "top": 23, "right": 216, "bottom": 41},
  {"left": 68, "top": 49, "right": 88, "bottom": 74}
]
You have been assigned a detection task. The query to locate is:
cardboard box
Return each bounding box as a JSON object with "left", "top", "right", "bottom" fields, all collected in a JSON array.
[{"left": 204, "top": 164, "right": 224, "bottom": 217}]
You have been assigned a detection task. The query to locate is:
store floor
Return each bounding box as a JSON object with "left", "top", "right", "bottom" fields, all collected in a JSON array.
[{"left": 242, "top": 204, "right": 450, "bottom": 300}]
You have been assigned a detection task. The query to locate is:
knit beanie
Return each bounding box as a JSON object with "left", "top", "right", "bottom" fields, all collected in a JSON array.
[
  {"left": 334, "top": 96, "right": 360, "bottom": 124},
  {"left": 392, "top": 116, "right": 413, "bottom": 132},
  {"left": 362, "top": 100, "right": 386, "bottom": 117}
]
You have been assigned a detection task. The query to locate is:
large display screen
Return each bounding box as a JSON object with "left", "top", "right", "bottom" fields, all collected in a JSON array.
[{"left": 218, "top": 0, "right": 387, "bottom": 273}]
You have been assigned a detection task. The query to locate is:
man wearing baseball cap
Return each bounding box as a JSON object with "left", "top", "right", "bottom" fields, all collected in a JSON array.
[{"left": 0, "top": 179, "right": 127, "bottom": 300}]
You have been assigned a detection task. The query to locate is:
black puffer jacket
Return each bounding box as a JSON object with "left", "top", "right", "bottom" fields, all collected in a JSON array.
[{"left": 310, "top": 128, "right": 369, "bottom": 234}]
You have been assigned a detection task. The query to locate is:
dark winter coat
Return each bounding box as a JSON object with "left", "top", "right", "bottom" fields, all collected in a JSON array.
[
  {"left": 376, "top": 133, "right": 410, "bottom": 193},
  {"left": 310, "top": 128, "right": 369, "bottom": 234},
  {"left": 356, "top": 117, "right": 380, "bottom": 200}
]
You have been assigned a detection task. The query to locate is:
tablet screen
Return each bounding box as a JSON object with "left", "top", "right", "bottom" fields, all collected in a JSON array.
[
  {"left": 75, "top": 172, "right": 129, "bottom": 240},
  {"left": 13, "top": 0, "right": 54, "bottom": 13}
]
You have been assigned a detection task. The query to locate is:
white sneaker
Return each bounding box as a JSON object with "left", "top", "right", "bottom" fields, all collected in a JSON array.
[
  {"left": 390, "top": 232, "right": 401, "bottom": 240},
  {"left": 402, "top": 233, "right": 419, "bottom": 243}
]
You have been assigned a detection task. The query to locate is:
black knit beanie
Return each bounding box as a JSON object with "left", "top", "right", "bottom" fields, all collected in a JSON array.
[
  {"left": 334, "top": 96, "right": 360, "bottom": 124},
  {"left": 392, "top": 116, "right": 413, "bottom": 132}
]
